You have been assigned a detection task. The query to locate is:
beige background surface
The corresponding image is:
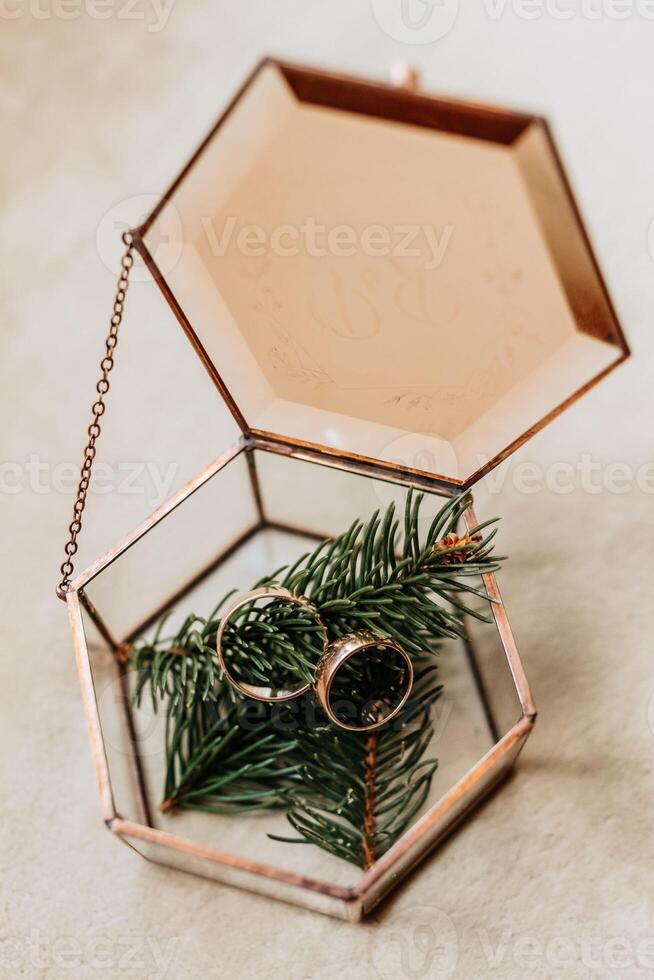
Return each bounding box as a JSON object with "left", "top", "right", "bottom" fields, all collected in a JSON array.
[{"left": 1, "top": 2, "right": 653, "bottom": 978}]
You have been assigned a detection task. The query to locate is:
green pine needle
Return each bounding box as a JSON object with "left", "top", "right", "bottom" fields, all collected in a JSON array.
[{"left": 132, "top": 490, "right": 503, "bottom": 868}]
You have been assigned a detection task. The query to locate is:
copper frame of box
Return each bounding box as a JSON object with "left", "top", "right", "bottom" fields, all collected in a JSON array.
[
  {"left": 62, "top": 58, "right": 631, "bottom": 920},
  {"left": 133, "top": 57, "right": 629, "bottom": 491},
  {"left": 66, "top": 435, "right": 535, "bottom": 922}
]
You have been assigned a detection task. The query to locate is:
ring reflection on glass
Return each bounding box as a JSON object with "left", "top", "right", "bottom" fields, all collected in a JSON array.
[
  {"left": 314, "top": 631, "right": 414, "bottom": 732},
  {"left": 216, "top": 586, "right": 326, "bottom": 703}
]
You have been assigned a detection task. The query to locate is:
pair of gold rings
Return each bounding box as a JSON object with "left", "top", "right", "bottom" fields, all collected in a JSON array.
[{"left": 216, "top": 587, "right": 413, "bottom": 732}]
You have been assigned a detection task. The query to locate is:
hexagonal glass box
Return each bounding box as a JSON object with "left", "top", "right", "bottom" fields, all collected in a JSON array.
[{"left": 64, "top": 59, "right": 628, "bottom": 920}]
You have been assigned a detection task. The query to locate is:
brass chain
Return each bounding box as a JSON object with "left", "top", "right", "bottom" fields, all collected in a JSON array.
[{"left": 56, "top": 231, "right": 135, "bottom": 599}]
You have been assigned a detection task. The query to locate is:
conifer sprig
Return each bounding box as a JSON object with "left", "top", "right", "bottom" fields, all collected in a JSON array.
[{"left": 132, "top": 490, "right": 503, "bottom": 867}]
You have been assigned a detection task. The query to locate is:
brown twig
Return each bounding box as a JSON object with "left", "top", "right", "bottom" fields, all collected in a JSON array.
[{"left": 362, "top": 733, "right": 379, "bottom": 870}]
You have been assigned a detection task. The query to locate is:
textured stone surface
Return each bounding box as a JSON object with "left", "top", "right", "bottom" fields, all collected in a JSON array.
[{"left": 1, "top": 4, "right": 653, "bottom": 978}]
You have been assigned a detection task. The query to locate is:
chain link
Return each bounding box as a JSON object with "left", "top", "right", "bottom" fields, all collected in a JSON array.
[{"left": 56, "top": 232, "right": 135, "bottom": 599}]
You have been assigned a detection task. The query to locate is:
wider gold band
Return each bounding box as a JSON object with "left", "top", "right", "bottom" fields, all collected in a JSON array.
[{"left": 314, "top": 630, "right": 414, "bottom": 732}]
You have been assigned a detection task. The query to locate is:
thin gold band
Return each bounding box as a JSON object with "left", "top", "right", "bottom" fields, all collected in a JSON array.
[{"left": 216, "top": 587, "right": 324, "bottom": 703}]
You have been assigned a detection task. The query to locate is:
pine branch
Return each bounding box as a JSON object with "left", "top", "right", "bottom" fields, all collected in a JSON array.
[
  {"left": 132, "top": 490, "right": 503, "bottom": 867},
  {"left": 269, "top": 652, "right": 443, "bottom": 866}
]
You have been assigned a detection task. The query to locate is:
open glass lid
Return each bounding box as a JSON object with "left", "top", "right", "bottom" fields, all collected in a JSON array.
[{"left": 136, "top": 59, "right": 628, "bottom": 489}]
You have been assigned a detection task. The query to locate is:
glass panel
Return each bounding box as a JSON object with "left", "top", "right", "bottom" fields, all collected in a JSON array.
[
  {"left": 116, "top": 833, "right": 353, "bottom": 919},
  {"left": 83, "top": 447, "right": 257, "bottom": 641},
  {"left": 78, "top": 601, "right": 144, "bottom": 825},
  {"left": 78, "top": 449, "right": 526, "bottom": 893},
  {"left": 462, "top": 612, "right": 524, "bottom": 740}
]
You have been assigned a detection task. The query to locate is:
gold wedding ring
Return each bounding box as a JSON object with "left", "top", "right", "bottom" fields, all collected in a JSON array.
[
  {"left": 314, "top": 631, "right": 414, "bottom": 732},
  {"left": 216, "top": 587, "right": 325, "bottom": 703},
  {"left": 218, "top": 592, "right": 413, "bottom": 732}
]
